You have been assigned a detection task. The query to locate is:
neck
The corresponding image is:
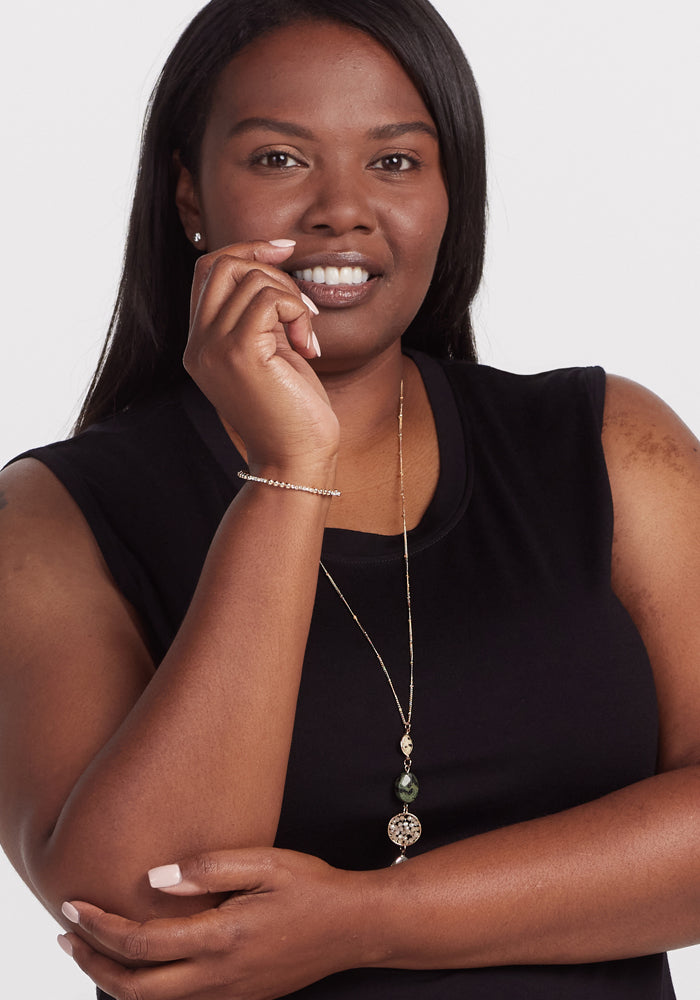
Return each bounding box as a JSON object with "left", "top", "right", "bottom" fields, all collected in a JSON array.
[
  {"left": 221, "top": 344, "right": 438, "bottom": 534},
  {"left": 321, "top": 348, "right": 437, "bottom": 534},
  {"left": 320, "top": 346, "right": 406, "bottom": 461}
]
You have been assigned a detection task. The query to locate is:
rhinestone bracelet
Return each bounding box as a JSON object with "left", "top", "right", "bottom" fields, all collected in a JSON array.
[{"left": 237, "top": 470, "right": 340, "bottom": 497}]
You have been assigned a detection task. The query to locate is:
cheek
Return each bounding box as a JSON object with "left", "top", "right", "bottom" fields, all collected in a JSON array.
[
  {"left": 393, "top": 195, "right": 448, "bottom": 281},
  {"left": 402, "top": 179, "right": 447, "bottom": 239},
  {"left": 201, "top": 175, "right": 295, "bottom": 247}
]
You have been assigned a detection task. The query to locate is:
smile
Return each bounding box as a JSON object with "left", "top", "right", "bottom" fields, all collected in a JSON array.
[{"left": 292, "top": 266, "right": 370, "bottom": 286}]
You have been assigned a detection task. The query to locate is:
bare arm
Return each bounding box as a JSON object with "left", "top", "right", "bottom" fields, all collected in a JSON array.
[
  {"left": 364, "top": 373, "right": 700, "bottom": 966},
  {"left": 0, "top": 241, "right": 338, "bottom": 926},
  {"left": 58, "top": 374, "right": 700, "bottom": 998}
]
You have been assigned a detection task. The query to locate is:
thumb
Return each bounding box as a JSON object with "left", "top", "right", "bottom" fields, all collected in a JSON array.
[
  {"left": 148, "top": 848, "right": 275, "bottom": 896},
  {"left": 148, "top": 862, "right": 203, "bottom": 895}
]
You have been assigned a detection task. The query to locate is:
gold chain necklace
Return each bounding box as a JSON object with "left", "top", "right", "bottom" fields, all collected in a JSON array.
[{"left": 320, "top": 380, "right": 421, "bottom": 864}]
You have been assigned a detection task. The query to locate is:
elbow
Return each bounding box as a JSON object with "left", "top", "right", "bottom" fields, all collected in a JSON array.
[{"left": 22, "top": 819, "right": 211, "bottom": 931}]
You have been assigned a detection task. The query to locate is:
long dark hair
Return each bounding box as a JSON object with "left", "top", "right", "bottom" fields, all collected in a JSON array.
[{"left": 75, "top": 0, "right": 486, "bottom": 432}]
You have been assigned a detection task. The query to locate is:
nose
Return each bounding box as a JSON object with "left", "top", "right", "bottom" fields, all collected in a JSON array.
[{"left": 299, "top": 166, "right": 376, "bottom": 237}]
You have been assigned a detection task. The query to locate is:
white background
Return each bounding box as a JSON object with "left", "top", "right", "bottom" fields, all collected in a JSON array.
[{"left": 1, "top": 1, "right": 698, "bottom": 995}]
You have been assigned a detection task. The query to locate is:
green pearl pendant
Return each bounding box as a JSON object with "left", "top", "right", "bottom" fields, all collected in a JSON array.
[{"left": 394, "top": 771, "right": 419, "bottom": 803}]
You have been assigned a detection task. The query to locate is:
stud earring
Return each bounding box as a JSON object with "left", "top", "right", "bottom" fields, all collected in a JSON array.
[{"left": 193, "top": 232, "right": 203, "bottom": 244}]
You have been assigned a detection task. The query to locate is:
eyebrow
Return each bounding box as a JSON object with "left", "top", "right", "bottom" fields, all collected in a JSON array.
[
  {"left": 367, "top": 121, "right": 438, "bottom": 141},
  {"left": 227, "top": 117, "right": 438, "bottom": 142}
]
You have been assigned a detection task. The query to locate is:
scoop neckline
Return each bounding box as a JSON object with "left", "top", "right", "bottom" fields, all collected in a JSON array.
[{"left": 180, "top": 349, "right": 472, "bottom": 564}]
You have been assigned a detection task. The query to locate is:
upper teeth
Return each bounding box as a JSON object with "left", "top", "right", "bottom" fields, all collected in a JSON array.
[{"left": 293, "top": 266, "right": 370, "bottom": 285}]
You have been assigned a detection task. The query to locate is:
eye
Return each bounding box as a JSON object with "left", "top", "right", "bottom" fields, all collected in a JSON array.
[
  {"left": 250, "top": 149, "right": 306, "bottom": 169},
  {"left": 370, "top": 153, "right": 421, "bottom": 173}
]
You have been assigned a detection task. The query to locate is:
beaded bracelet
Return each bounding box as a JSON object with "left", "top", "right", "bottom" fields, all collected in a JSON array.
[{"left": 237, "top": 470, "right": 341, "bottom": 497}]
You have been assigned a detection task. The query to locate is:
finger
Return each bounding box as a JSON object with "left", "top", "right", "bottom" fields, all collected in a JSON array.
[
  {"left": 190, "top": 260, "right": 318, "bottom": 358},
  {"left": 149, "top": 847, "right": 282, "bottom": 897},
  {"left": 61, "top": 932, "right": 203, "bottom": 1000},
  {"left": 196, "top": 255, "right": 311, "bottom": 325},
  {"left": 189, "top": 240, "right": 297, "bottom": 327},
  {"left": 210, "top": 273, "right": 318, "bottom": 359},
  {"left": 62, "top": 900, "right": 209, "bottom": 963}
]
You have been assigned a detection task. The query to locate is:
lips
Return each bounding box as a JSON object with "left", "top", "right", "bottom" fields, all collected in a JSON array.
[{"left": 285, "top": 251, "right": 383, "bottom": 309}]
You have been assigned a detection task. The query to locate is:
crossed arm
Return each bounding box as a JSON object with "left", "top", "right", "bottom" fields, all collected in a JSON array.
[{"left": 2, "top": 361, "right": 700, "bottom": 1000}]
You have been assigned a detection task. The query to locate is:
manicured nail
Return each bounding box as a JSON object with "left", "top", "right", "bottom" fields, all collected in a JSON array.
[
  {"left": 57, "top": 935, "right": 73, "bottom": 958},
  {"left": 61, "top": 901, "right": 80, "bottom": 924},
  {"left": 300, "top": 292, "right": 320, "bottom": 316},
  {"left": 148, "top": 863, "right": 182, "bottom": 889},
  {"left": 311, "top": 332, "right": 322, "bottom": 357},
  {"left": 269, "top": 239, "right": 296, "bottom": 248}
]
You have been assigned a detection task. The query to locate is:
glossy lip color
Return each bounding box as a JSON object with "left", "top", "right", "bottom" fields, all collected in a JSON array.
[
  {"left": 285, "top": 251, "right": 383, "bottom": 309},
  {"left": 290, "top": 274, "right": 380, "bottom": 309}
]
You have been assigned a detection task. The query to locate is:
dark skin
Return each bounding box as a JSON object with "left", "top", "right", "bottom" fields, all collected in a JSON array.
[{"left": 1, "top": 19, "right": 700, "bottom": 1000}]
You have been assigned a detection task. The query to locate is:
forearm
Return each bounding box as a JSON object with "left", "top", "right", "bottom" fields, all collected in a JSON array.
[
  {"left": 34, "top": 477, "right": 333, "bottom": 919},
  {"left": 359, "top": 766, "right": 700, "bottom": 968}
]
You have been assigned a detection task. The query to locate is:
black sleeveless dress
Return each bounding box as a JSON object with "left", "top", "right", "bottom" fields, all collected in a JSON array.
[{"left": 15, "top": 351, "right": 675, "bottom": 998}]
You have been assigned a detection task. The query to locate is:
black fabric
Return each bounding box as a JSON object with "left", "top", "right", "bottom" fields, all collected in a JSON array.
[{"left": 15, "top": 351, "right": 675, "bottom": 998}]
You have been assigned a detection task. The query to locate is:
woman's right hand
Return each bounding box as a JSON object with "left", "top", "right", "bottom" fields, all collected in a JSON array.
[{"left": 183, "top": 239, "right": 339, "bottom": 480}]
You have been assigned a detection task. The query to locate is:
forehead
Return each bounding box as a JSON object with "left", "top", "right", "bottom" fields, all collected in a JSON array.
[{"left": 206, "top": 20, "right": 434, "bottom": 135}]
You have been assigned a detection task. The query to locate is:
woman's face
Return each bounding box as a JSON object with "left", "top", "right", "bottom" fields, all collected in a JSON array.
[{"left": 180, "top": 19, "right": 449, "bottom": 366}]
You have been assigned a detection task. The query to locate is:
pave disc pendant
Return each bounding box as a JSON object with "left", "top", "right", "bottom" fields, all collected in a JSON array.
[{"left": 388, "top": 810, "right": 422, "bottom": 848}]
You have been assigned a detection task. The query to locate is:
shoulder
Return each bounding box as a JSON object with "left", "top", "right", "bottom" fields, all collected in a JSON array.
[
  {"left": 602, "top": 373, "right": 700, "bottom": 473},
  {"left": 0, "top": 458, "right": 109, "bottom": 584},
  {"left": 601, "top": 372, "right": 700, "bottom": 607},
  {"left": 436, "top": 357, "right": 605, "bottom": 414},
  {"left": 0, "top": 388, "right": 194, "bottom": 614},
  {"left": 601, "top": 374, "right": 700, "bottom": 524},
  {"left": 601, "top": 375, "right": 700, "bottom": 767},
  {"left": 429, "top": 358, "right": 607, "bottom": 455},
  {"left": 4, "top": 387, "right": 204, "bottom": 518}
]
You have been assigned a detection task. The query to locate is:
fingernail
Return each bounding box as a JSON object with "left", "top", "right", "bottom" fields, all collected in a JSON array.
[
  {"left": 269, "top": 239, "right": 296, "bottom": 248},
  {"left": 148, "top": 863, "right": 182, "bottom": 889},
  {"left": 300, "top": 292, "right": 320, "bottom": 316},
  {"left": 57, "top": 935, "right": 73, "bottom": 958},
  {"left": 61, "top": 901, "right": 80, "bottom": 924},
  {"left": 311, "top": 332, "right": 322, "bottom": 357}
]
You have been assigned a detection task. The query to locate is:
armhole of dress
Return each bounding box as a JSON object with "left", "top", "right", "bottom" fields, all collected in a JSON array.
[{"left": 581, "top": 365, "right": 607, "bottom": 435}]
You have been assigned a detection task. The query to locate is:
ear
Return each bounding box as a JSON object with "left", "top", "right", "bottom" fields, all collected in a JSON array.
[{"left": 174, "top": 152, "right": 206, "bottom": 250}]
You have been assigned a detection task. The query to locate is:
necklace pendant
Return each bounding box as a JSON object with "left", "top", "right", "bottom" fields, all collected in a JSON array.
[
  {"left": 388, "top": 810, "right": 422, "bottom": 848},
  {"left": 392, "top": 852, "right": 408, "bottom": 865},
  {"left": 394, "top": 770, "right": 419, "bottom": 802},
  {"left": 400, "top": 732, "right": 414, "bottom": 756}
]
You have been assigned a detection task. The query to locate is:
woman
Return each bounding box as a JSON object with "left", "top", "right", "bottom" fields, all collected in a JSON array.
[{"left": 1, "top": 0, "right": 699, "bottom": 997}]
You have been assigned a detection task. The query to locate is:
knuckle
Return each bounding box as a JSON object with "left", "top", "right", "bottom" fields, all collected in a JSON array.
[
  {"left": 259, "top": 847, "right": 282, "bottom": 875},
  {"left": 254, "top": 284, "right": 295, "bottom": 310},
  {"left": 215, "top": 916, "right": 244, "bottom": 953},
  {"left": 195, "top": 851, "right": 222, "bottom": 880},
  {"left": 238, "top": 267, "right": 271, "bottom": 293},
  {"left": 121, "top": 927, "right": 151, "bottom": 962},
  {"left": 211, "top": 252, "right": 236, "bottom": 270},
  {"left": 120, "top": 978, "right": 145, "bottom": 1000}
]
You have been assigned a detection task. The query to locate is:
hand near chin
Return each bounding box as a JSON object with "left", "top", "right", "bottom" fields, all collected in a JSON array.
[
  {"left": 59, "top": 848, "right": 369, "bottom": 1000},
  {"left": 184, "top": 240, "right": 339, "bottom": 477}
]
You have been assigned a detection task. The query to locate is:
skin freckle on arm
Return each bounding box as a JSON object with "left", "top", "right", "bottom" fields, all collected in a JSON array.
[
  {"left": 0, "top": 490, "right": 8, "bottom": 511},
  {"left": 607, "top": 413, "right": 688, "bottom": 478},
  {"left": 624, "top": 431, "right": 686, "bottom": 475}
]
